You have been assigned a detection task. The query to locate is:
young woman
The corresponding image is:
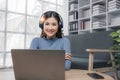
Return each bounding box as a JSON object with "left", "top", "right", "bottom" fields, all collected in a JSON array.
[{"left": 30, "top": 11, "right": 72, "bottom": 70}]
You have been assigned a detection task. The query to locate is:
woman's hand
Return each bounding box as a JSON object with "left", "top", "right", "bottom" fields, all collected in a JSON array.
[{"left": 65, "top": 54, "right": 72, "bottom": 60}]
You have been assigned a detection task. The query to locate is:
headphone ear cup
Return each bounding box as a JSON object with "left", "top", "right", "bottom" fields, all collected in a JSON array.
[
  {"left": 58, "top": 14, "right": 63, "bottom": 28},
  {"left": 39, "top": 23, "right": 43, "bottom": 29},
  {"left": 59, "top": 20, "right": 63, "bottom": 28},
  {"left": 39, "top": 14, "right": 45, "bottom": 29},
  {"left": 59, "top": 22, "right": 62, "bottom": 28}
]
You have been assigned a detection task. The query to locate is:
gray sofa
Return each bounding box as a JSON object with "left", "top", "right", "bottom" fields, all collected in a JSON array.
[{"left": 66, "top": 30, "right": 115, "bottom": 69}]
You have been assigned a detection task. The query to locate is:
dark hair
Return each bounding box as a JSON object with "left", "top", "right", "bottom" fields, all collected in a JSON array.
[{"left": 39, "top": 11, "right": 63, "bottom": 38}]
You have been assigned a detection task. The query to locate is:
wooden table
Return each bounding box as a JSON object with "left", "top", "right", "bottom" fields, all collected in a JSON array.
[
  {"left": 65, "top": 69, "right": 114, "bottom": 80},
  {"left": 0, "top": 69, "right": 114, "bottom": 80},
  {"left": 86, "top": 49, "right": 120, "bottom": 80}
]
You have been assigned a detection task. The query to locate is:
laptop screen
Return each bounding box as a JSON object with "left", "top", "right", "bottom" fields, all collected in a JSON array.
[{"left": 11, "top": 49, "right": 65, "bottom": 80}]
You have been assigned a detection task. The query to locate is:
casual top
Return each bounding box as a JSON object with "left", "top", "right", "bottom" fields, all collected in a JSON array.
[{"left": 30, "top": 37, "right": 71, "bottom": 55}]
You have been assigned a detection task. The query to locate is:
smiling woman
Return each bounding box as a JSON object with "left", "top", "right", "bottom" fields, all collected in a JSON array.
[{"left": 30, "top": 11, "right": 72, "bottom": 70}]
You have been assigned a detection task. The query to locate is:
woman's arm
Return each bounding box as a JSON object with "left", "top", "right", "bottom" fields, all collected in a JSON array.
[
  {"left": 62, "top": 38, "right": 72, "bottom": 60},
  {"left": 62, "top": 38, "right": 72, "bottom": 70}
]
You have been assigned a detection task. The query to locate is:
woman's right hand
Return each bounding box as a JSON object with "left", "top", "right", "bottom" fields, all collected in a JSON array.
[{"left": 65, "top": 54, "right": 72, "bottom": 60}]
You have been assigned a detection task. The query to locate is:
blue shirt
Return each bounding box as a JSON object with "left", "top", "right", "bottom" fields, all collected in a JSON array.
[
  {"left": 30, "top": 37, "right": 71, "bottom": 54},
  {"left": 30, "top": 37, "right": 71, "bottom": 70}
]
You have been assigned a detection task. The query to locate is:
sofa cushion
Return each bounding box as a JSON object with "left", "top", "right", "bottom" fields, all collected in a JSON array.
[{"left": 66, "top": 30, "right": 115, "bottom": 69}]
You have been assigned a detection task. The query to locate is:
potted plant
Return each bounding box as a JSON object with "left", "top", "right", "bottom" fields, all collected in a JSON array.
[{"left": 109, "top": 29, "right": 120, "bottom": 69}]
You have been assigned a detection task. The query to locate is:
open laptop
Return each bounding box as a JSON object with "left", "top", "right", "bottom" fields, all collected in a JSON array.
[{"left": 11, "top": 49, "right": 65, "bottom": 80}]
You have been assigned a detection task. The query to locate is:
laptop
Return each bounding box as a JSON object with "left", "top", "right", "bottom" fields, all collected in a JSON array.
[{"left": 11, "top": 49, "right": 65, "bottom": 80}]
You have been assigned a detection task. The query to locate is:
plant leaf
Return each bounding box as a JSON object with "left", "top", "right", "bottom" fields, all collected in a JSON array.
[
  {"left": 117, "top": 30, "right": 120, "bottom": 34},
  {"left": 110, "top": 32, "right": 119, "bottom": 37},
  {"left": 114, "top": 38, "right": 120, "bottom": 42}
]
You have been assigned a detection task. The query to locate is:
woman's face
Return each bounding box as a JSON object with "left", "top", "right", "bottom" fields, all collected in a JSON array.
[{"left": 43, "top": 17, "right": 58, "bottom": 38}]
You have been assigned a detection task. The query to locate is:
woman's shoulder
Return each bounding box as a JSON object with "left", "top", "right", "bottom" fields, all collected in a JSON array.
[
  {"left": 61, "top": 37, "right": 70, "bottom": 42},
  {"left": 32, "top": 37, "right": 42, "bottom": 41}
]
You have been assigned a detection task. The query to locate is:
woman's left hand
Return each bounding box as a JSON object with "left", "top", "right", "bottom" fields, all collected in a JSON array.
[{"left": 65, "top": 54, "right": 72, "bottom": 60}]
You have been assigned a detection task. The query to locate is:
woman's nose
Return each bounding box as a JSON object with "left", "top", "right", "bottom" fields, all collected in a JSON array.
[{"left": 48, "top": 25, "right": 53, "bottom": 29}]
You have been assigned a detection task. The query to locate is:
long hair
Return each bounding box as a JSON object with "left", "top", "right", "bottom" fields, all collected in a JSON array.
[{"left": 39, "top": 11, "right": 63, "bottom": 38}]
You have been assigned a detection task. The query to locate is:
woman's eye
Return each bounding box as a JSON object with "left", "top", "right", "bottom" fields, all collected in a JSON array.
[
  {"left": 45, "top": 23, "right": 49, "bottom": 25},
  {"left": 52, "top": 23, "right": 57, "bottom": 26}
]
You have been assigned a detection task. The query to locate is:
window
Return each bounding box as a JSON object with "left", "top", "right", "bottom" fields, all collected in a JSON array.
[
  {"left": 43, "top": 2, "right": 56, "bottom": 12},
  {"left": 27, "top": 0, "right": 42, "bottom": 16},
  {"left": 7, "top": 13, "right": 25, "bottom": 32},
  {"left": 0, "top": 12, "right": 5, "bottom": 31},
  {"left": 0, "top": 0, "right": 6, "bottom": 10},
  {"left": 8, "top": 0, "right": 26, "bottom": 13},
  {"left": 0, "top": 32, "right": 4, "bottom": 51}
]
